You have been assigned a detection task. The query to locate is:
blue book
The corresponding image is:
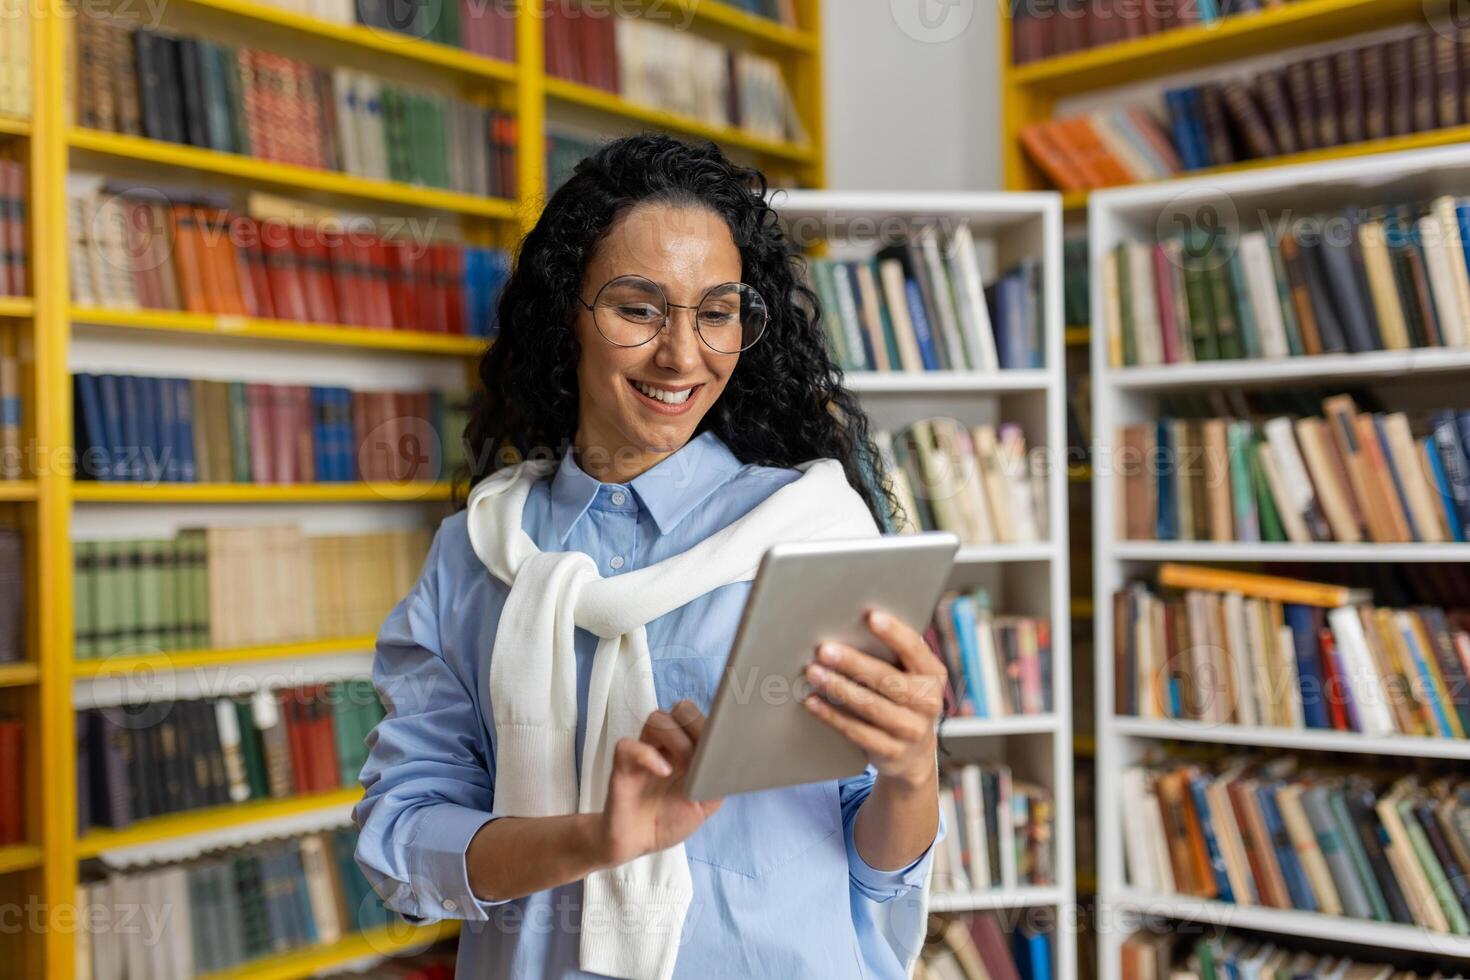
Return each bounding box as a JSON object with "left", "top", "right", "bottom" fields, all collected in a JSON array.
[
  {"left": 1283, "top": 604, "right": 1329, "bottom": 729},
  {"left": 1425, "top": 437, "right": 1465, "bottom": 541},
  {"left": 97, "top": 375, "right": 126, "bottom": 481},
  {"left": 1164, "top": 89, "right": 1202, "bottom": 170},
  {"left": 173, "top": 378, "right": 196, "bottom": 483},
  {"left": 950, "top": 596, "right": 988, "bottom": 718},
  {"left": 154, "top": 377, "right": 179, "bottom": 482},
  {"left": 118, "top": 375, "right": 144, "bottom": 482},
  {"left": 1432, "top": 410, "right": 1470, "bottom": 534},
  {"left": 1371, "top": 414, "right": 1419, "bottom": 541},
  {"left": 1155, "top": 419, "right": 1176, "bottom": 540},
  {"left": 1256, "top": 781, "right": 1317, "bottom": 912},
  {"left": 309, "top": 388, "right": 329, "bottom": 483},
  {"left": 845, "top": 262, "right": 877, "bottom": 369},
  {"left": 1185, "top": 88, "right": 1213, "bottom": 168},
  {"left": 1012, "top": 926, "right": 1052, "bottom": 980},
  {"left": 1457, "top": 205, "right": 1470, "bottom": 290},
  {"left": 1187, "top": 773, "right": 1234, "bottom": 903},
  {"left": 1398, "top": 615, "right": 1455, "bottom": 737},
  {"left": 73, "top": 374, "right": 111, "bottom": 481},
  {"left": 904, "top": 278, "right": 940, "bottom": 371}
]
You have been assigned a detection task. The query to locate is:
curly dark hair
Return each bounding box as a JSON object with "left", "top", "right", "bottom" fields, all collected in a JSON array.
[{"left": 458, "top": 132, "right": 899, "bottom": 529}]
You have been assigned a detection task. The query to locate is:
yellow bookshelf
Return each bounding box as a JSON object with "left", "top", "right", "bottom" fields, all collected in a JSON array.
[{"left": 15, "top": 1, "right": 826, "bottom": 976}]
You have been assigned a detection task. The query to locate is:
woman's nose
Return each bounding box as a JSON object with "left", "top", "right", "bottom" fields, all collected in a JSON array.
[{"left": 653, "top": 305, "right": 704, "bottom": 371}]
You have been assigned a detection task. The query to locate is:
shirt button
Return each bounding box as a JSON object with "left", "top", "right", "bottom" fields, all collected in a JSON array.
[
  {"left": 442, "top": 899, "right": 458, "bottom": 912},
  {"left": 609, "top": 555, "right": 625, "bottom": 570},
  {"left": 610, "top": 491, "right": 626, "bottom": 505}
]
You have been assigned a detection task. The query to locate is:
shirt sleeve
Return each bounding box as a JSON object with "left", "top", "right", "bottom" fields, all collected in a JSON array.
[
  {"left": 839, "top": 763, "right": 945, "bottom": 903},
  {"left": 352, "top": 525, "right": 508, "bottom": 922}
]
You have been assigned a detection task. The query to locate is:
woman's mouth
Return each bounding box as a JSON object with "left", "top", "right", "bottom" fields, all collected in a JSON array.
[{"left": 628, "top": 378, "right": 702, "bottom": 415}]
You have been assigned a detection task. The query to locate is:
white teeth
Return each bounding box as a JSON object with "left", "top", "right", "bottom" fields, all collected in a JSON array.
[{"left": 632, "top": 380, "right": 694, "bottom": 405}]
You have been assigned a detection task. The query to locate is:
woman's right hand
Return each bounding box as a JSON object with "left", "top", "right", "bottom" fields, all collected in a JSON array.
[{"left": 597, "top": 699, "right": 723, "bottom": 867}]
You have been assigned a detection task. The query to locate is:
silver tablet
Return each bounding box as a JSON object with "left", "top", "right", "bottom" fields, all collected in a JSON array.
[{"left": 684, "top": 531, "right": 960, "bottom": 801}]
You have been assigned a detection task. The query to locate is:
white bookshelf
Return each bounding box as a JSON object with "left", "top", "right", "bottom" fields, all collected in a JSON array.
[
  {"left": 1090, "top": 144, "right": 1470, "bottom": 978},
  {"left": 769, "top": 190, "right": 1073, "bottom": 976}
]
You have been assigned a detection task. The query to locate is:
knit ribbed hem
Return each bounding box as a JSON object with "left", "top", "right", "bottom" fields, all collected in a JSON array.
[
  {"left": 493, "top": 723, "right": 577, "bottom": 816},
  {"left": 580, "top": 864, "right": 693, "bottom": 980}
]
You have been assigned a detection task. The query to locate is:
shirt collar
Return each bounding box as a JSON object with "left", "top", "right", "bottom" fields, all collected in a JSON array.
[{"left": 549, "top": 430, "right": 743, "bottom": 544}]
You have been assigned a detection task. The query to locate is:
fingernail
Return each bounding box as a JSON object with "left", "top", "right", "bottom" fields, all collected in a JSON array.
[
  {"left": 653, "top": 756, "right": 672, "bottom": 777},
  {"left": 818, "top": 644, "right": 840, "bottom": 664},
  {"left": 869, "top": 610, "right": 889, "bottom": 629},
  {"left": 806, "top": 662, "right": 827, "bottom": 681}
]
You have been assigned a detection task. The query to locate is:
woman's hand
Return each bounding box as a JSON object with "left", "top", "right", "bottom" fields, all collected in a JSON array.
[
  {"left": 801, "top": 608, "right": 947, "bottom": 789},
  {"left": 597, "top": 699, "right": 724, "bottom": 868}
]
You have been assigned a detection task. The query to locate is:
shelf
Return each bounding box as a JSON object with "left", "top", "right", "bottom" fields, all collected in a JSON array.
[
  {"left": 954, "top": 542, "right": 1054, "bottom": 564},
  {"left": 72, "top": 635, "right": 377, "bottom": 677},
  {"left": 0, "top": 844, "right": 42, "bottom": 875},
  {"left": 199, "top": 920, "right": 461, "bottom": 980},
  {"left": 0, "top": 116, "right": 28, "bottom": 138},
  {"left": 845, "top": 368, "right": 1051, "bottom": 394},
  {"left": 1062, "top": 121, "right": 1470, "bottom": 212},
  {"left": 543, "top": 77, "right": 814, "bottom": 164},
  {"left": 1111, "top": 541, "right": 1470, "bottom": 563},
  {"left": 1110, "top": 347, "right": 1470, "bottom": 390},
  {"left": 929, "top": 885, "right": 1064, "bottom": 913},
  {"left": 1009, "top": 0, "right": 1428, "bottom": 96},
  {"left": 661, "top": 0, "right": 817, "bottom": 52},
  {"left": 0, "top": 662, "right": 39, "bottom": 688},
  {"left": 940, "top": 714, "right": 1058, "bottom": 738},
  {"left": 0, "top": 481, "right": 37, "bottom": 502},
  {"left": 72, "top": 306, "right": 490, "bottom": 357},
  {"left": 159, "top": 0, "right": 515, "bottom": 82},
  {"left": 69, "top": 129, "right": 521, "bottom": 220},
  {"left": 0, "top": 296, "right": 33, "bottom": 318},
  {"left": 1111, "top": 888, "right": 1470, "bottom": 958},
  {"left": 71, "top": 481, "right": 451, "bottom": 503},
  {"left": 1064, "top": 326, "right": 1089, "bottom": 348},
  {"left": 76, "top": 788, "right": 363, "bottom": 859},
  {"left": 1111, "top": 716, "right": 1470, "bottom": 761}
]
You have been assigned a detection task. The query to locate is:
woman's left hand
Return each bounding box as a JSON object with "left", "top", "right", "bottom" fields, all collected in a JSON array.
[{"left": 801, "top": 608, "right": 947, "bottom": 789}]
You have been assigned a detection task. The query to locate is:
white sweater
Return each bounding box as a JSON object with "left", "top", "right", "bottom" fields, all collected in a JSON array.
[{"left": 465, "top": 454, "right": 881, "bottom": 980}]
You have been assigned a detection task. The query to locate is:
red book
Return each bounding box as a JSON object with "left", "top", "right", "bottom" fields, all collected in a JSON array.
[
  {"left": 0, "top": 721, "right": 23, "bottom": 844},
  {"left": 259, "top": 218, "right": 309, "bottom": 322},
  {"left": 233, "top": 216, "right": 276, "bottom": 320},
  {"left": 385, "top": 241, "right": 416, "bottom": 331},
  {"left": 246, "top": 383, "right": 274, "bottom": 484},
  {"left": 279, "top": 689, "right": 309, "bottom": 795},
  {"left": 168, "top": 204, "right": 212, "bottom": 314},
  {"left": 326, "top": 235, "right": 363, "bottom": 327},
  {"left": 1317, "top": 625, "right": 1351, "bottom": 731},
  {"left": 293, "top": 386, "right": 315, "bottom": 483},
  {"left": 314, "top": 684, "right": 339, "bottom": 790},
  {"left": 442, "top": 245, "right": 466, "bottom": 334},
  {"left": 270, "top": 384, "right": 295, "bottom": 484},
  {"left": 293, "top": 224, "right": 339, "bottom": 324},
  {"left": 416, "top": 245, "right": 444, "bottom": 332},
  {"left": 367, "top": 240, "right": 395, "bottom": 328}
]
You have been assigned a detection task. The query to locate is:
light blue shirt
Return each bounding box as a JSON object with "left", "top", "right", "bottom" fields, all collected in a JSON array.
[{"left": 354, "top": 430, "right": 938, "bottom": 978}]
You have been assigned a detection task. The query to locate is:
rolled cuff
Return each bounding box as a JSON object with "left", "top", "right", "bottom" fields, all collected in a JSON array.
[
  {"left": 845, "top": 800, "right": 944, "bottom": 903},
  {"left": 404, "top": 803, "right": 508, "bottom": 921}
]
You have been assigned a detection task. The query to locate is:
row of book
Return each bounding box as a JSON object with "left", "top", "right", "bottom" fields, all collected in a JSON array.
[
  {"left": 542, "top": 5, "right": 806, "bottom": 144},
  {"left": 878, "top": 419, "right": 1049, "bottom": 546},
  {"left": 809, "top": 228, "right": 1044, "bottom": 373},
  {"left": 73, "top": 373, "right": 467, "bottom": 486},
  {"left": 934, "top": 763, "right": 1055, "bottom": 894},
  {"left": 1113, "top": 565, "right": 1470, "bottom": 740},
  {"left": 247, "top": 0, "right": 515, "bottom": 61},
  {"left": 1019, "top": 108, "right": 1181, "bottom": 192},
  {"left": 0, "top": 719, "right": 20, "bottom": 845},
  {"left": 1114, "top": 394, "right": 1470, "bottom": 544},
  {"left": 1163, "top": 27, "right": 1470, "bottom": 173},
  {"left": 73, "top": 14, "right": 518, "bottom": 198},
  {"left": 69, "top": 181, "right": 510, "bottom": 334},
  {"left": 0, "top": 0, "right": 28, "bottom": 119},
  {"left": 915, "top": 913, "right": 1054, "bottom": 980},
  {"left": 0, "top": 528, "right": 18, "bottom": 663},
  {"left": 547, "top": 126, "right": 605, "bottom": 192},
  {"left": 1121, "top": 927, "right": 1455, "bottom": 980},
  {"left": 1105, "top": 203, "right": 1470, "bottom": 369},
  {"left": 78, "top": 682, "right": 383, "bottom": 832},
  {"left": 76, "top": 827, "right": 392, "bottom": 979},
  {"left": 931, "top": 589, "right": 1053, "bottom": 719},
  {"left": 0, "top": 159, "right": 24, "bottom": 297},
  {"left": 1010, "top": 0, "right": 1260, "bottom": 66},
  {"left": 1122, "top": 755, "right": 1470, "bottom": 934},
  {"left": 73, "top": 526, "right": 429, "bottom": 657}
]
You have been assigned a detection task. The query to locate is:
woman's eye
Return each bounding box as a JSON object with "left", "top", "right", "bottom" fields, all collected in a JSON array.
[
  {"left": 699, "top": 310, "right": 736, "bottom": 326},
  {"left": 617, "top": 304, "right": 662, "bottom": 321}
]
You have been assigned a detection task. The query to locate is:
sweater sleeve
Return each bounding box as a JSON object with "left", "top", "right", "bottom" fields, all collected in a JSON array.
[{"left": 352, "top": 526, "right": 508, "bottom": 922}]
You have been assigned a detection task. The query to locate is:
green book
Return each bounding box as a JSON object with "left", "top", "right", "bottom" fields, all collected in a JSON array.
[
  {"left": 135, "top": 538, "right": 164, "bottom": 653},
  {"left": 809, "top": 262, "right": 850, "bottom": 367},
  {"left": 1248, "top": 438, "right": 1285, "bottom": 543},
  {"left": 331, "top": 685, "right": 357, "bottom": 788},
  {"left": 1266, "top": 236, "right": 1304, "bottom": 357},
  {"left": 232, "top": 854, "right": 272, "bottom": 959},
  {"left": 224, "top": 48, "right": 251, "bottom": 157},
  {"left": 1397, "top": 792, "right": 1470, "bottom": 934},
  {"left": 115, "top": 540, "right": 142, "bottom": 656},
  {"left": 198, "top": 41, "right": 235, "bottom": 154},
  {"left": 865, "top": 259, "right": 904, "bottom": 370},
  {"left": 1328, "top": 786, "right": 1392, "bottom": 922},
  {"left": 166, "top": 536, "right": 188, "bottom": 652},
  {"left": 1181, "top": 249, "right": 1219, "bottom": 360},
  {"left": 1205, "top": 258, "right": 1242, "bottom": 360},
  {"left": 74, "top": 540, "right": 97, "bottom": 660},
  {"left": 235, "top": 698, "right": 269, "bottom": 800},
  {"left": 1226, "top": 422, "right": 1257, "bottom": 542},
  {"left": 1115, "top": 244, "right": 1136, "bottom": 367},
  {"left": 1224, "top": 249, "right": 1262, "bottom": 359},
  {"left": 227, "top": 383, "right": 251, "bottom": 483},
  {"left": 92, "top": 540, "right": 120, "bottom": 658}
]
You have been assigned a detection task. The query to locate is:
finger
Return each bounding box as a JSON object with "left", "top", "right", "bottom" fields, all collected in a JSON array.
[
  {"left": 669, "top": 699, "right": 706, "bottom": 742},
  {"left": 615, "top": 736, "right": 672, "bottom": 779},
  {"left": 867, "top": 608, "right": 948, "bottom": 677},
  {"left": 802, "top": 693, "right": 905, "bottom": 760},
  {"left": 805, "top": 662, "right": 931, "bottom": 743},
  {"left": 815, "top": 642, "right": 944, "bottom": 715},
  {"left": 640, "top": 711, "right": 696, "bottom": 767}
]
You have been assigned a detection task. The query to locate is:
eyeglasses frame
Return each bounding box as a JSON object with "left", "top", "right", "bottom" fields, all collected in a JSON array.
[{"left": 574, "top": 274, "right": 768, "bottom": 354}]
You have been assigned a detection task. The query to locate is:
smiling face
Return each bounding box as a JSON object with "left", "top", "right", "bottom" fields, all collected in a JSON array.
[{"left": 571, "top": 201, "right": 743, "bottom": 483}]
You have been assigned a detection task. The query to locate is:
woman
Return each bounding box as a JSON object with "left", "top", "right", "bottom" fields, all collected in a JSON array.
[{"left": 354, "top": 134, "right": 946, "bottom": 980}]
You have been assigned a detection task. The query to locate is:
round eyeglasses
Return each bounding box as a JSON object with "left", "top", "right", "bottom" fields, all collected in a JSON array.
[{"left": 576, "top": 275, "right": 768, "bottom": 354}]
